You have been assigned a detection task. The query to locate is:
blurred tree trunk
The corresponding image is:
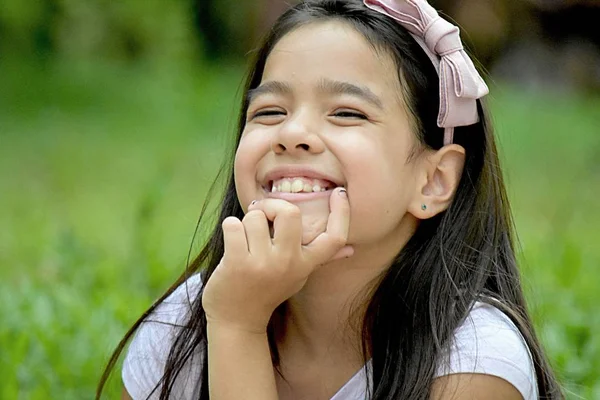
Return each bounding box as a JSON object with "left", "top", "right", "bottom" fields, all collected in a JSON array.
[
  {"left": 191, "top": 0, "right": 298, "bottom": 59},
  {"left": 194, "top": 0, "right": 226, "bottom": 58}
]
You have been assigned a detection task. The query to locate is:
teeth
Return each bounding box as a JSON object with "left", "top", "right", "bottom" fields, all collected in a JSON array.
[
  {"left": 270, "top": 177, "right": 336, "bottom": 193},
  {"left": 281, "top": 181, "right": 291, "bottom": 193},
  {"left": 291, "top": 179, "right": 304, "bottom": 193}
]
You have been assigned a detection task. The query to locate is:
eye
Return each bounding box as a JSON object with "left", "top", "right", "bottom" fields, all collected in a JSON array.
[
  {"left": 332, "top": 110, "right": 368, "bottom": 120},
  {"left": 252, "top": 109, "right": 286, "bottom": 119}
]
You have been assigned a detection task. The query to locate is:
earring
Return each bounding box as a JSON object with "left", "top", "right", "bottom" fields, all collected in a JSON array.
[{"left": 421, "top": 204, "right": 427, "bottom": 211}]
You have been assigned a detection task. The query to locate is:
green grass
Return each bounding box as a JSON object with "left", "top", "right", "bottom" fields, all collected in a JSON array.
[
  {"left": 491, "top": 87, "right": 600, "bottom": 398},
  {"left": 0, "top": 59, "right": 598, "bottom": 399}
]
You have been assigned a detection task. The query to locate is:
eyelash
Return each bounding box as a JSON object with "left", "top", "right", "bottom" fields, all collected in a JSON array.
[
  {"left": 252, "top": 109, "right": 285, "bottom": 118},
  {"left": 333, "top": 111, "right": 368, "bottom": 120},
  {"left": 251, "top": 109, "right": 367, "bottom": 120}
]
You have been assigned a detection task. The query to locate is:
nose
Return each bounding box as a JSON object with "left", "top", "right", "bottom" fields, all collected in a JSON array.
[{"left": 271, "top": 111, "right": 325, "bottom": 155}]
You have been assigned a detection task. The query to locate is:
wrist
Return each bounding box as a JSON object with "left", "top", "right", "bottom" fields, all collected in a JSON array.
[{"left": 206, "top": 318, "right": 269, "bottom": 336}]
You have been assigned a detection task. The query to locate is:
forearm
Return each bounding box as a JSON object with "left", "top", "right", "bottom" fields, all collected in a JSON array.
[{"left": 207, "top": 323, "right": 278, "bottom": 400}]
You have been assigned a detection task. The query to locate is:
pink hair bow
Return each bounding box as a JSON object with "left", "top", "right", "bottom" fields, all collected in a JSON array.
[{"left": 363, "top": 0, "right": 489, "bottom": 144}]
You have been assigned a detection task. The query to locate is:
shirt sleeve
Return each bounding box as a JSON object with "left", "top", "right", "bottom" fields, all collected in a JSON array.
[
  {"left": 122, "top": 274, "right": 204, "bottom": 400},
  {"left": 434, "top": 302, "right": 538, "bottom": 400}
]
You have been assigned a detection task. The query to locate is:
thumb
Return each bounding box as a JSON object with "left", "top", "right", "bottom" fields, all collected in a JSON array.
[
  {"left": 329, "top": 245, "right": 355, "bottom": 261},
  {"left": 303, "top": 187, "right": 352, "bottom": 265}
]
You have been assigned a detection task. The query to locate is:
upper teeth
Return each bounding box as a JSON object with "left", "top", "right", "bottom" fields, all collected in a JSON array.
[{"left": 271, "top": 177, "right": 332, "bottom": 193}]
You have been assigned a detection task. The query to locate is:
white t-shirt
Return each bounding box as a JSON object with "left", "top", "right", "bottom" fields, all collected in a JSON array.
[{"left": 122, "top": 274, "right": 538, "bottom": 400}]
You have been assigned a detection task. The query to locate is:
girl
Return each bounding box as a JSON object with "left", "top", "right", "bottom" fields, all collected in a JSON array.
[{"left": 98, "top": 0, "right": 562, "bottom": 399}]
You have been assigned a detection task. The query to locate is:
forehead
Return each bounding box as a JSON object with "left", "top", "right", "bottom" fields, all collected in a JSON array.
[{"left": 262, "top": 20, "right": 401, "bottom": 99}]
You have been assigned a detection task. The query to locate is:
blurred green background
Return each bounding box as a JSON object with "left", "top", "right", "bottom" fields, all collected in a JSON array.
[{"left": 1, "top": 0, "right": 599, "bottom": 399}]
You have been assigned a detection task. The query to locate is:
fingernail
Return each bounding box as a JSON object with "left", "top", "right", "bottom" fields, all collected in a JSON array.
[{"left": 338, "top": 188, "right": 347, "bottom": 198}]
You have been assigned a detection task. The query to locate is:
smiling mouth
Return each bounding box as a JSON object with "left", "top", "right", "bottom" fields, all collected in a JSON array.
[{"left": 266, "top": 177, "right": 339, "bottom": 194}]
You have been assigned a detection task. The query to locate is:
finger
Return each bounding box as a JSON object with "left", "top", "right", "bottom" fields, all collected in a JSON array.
[
  {"left": 329, "top": 245, "right": 355, "bottom": 262},
  {"left": 303, "top": 187, "right": 351, "bottom": 264},
  {"left": 221, "top": 216, "right": 249, "bottom": 260},
  {"left": 248, "top": 199, "right": 302, "bottom": 248},
  {"left": 241, "top": 210, "right": 272, "bottom": 255}
]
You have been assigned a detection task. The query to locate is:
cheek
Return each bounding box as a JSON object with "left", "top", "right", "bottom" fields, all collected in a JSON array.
[
  {"left": 349, "top": 181, "right": 408, "bottom": 244},
  {"left": 342, "top": 143, "right": 415, "bottom": 244},
  {"left": 234, "top": 134, "right": 270, "bottom": 208}
]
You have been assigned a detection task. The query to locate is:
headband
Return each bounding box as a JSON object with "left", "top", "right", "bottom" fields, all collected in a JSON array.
[{"left": 363, "top": 0, "right": 489, "bottom": 144}]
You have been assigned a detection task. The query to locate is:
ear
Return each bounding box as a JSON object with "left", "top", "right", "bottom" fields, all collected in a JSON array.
[{"left": 408, "top": 144, "right": 466, "bottom": 219}]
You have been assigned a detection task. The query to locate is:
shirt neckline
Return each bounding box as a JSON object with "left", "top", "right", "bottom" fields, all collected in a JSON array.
[{"left": 329, "top": 360, "right": 372, "bottom": 400}]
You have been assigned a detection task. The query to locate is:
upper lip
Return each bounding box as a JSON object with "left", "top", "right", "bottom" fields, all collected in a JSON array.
[{"left": 261, "top": 165, "right": 344, "bottom": 189}]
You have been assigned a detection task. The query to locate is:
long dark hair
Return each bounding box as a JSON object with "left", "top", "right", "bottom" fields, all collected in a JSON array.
[{"left": 98, "top": 0, "right": 562, "bottom": 398}]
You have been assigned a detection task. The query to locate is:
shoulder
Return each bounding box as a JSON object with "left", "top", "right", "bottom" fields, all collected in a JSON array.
[
  {"left": 431, "top": 373, "right": 525, "bottom": 400},
  {"left": 122, "top": 274, "right": 204, "bottom": 400},
  {"left": 434, "top": 302, "right": 538, "bottom": 400}
]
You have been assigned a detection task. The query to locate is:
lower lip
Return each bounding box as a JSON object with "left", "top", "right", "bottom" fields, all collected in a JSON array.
[{"left": 263, "top": 188, "right": 333, "bottom": 202}]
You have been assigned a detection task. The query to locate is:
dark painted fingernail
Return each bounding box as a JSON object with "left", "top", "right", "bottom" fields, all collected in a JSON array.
[{"left": 338, "top": 188, "right": 347, "bottom": 198}]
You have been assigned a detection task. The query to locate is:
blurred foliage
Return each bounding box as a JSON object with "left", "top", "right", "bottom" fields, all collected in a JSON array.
[
  {"left": 0, "top": 0, "right": 273, "bottom": 63},
  {"left": 0, "top": 0, "right": 199, "bottom": 63},
  {"left": 2, "top": 0, "right": 600, "bottom": 94},
  {"left": 0, "top": 58, "right": 243, "bottom": 398}
]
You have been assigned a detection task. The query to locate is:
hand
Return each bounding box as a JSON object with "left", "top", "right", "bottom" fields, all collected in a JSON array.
[{"left": 202, "top": 187, "right": 353, "bottom": 333}]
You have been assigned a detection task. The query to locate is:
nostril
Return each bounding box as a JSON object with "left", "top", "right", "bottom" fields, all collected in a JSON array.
[{"left": 298, "top": 144, "right": 309, "bottom": 151}]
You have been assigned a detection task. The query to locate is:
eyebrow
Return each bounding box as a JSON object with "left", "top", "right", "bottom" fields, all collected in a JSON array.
[
  {"left": 317, "top": 78, "right": 384, "bottom": 110},
  {"left": 246, "top": 78, "right": 384, "bottom": 110},
  {"left": 246, "top": 81, "right": 293, "bottom": 105}
]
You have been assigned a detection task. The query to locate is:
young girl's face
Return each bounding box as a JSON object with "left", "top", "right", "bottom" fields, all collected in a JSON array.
[{"left": 235, "top": 20, "right": 424, "bottom": 247}]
